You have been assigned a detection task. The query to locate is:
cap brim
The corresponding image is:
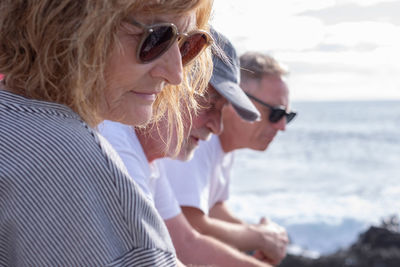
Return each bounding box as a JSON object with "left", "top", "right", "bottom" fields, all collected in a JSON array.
[{"left": 211, "top": 78, "right": 260, "bottom": 122}]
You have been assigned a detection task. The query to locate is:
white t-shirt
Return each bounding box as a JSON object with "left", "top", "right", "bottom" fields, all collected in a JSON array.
[
  {"left": 161, "top": 134, "right": 234, "bottom": 214},
  {"left": 98, "top": 120, "right": 181, "bottom": 220}
]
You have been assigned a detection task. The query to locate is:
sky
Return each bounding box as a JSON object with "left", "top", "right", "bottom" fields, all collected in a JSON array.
[{"left": 210, "top": 0, "right": 400, "bottom": 101}]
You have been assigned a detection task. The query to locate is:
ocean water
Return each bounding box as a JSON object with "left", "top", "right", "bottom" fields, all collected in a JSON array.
[{"left": 227, "top": 100, "right": 400, "bottom": 256}]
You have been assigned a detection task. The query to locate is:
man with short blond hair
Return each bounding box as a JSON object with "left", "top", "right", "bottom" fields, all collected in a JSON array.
[{"left": 164, "top": 51, "right": 296, "bottom": 266}]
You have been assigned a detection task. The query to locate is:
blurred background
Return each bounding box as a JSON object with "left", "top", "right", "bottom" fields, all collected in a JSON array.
[{"left": 210, "top": 0, "right": 400, "bottom": 256}]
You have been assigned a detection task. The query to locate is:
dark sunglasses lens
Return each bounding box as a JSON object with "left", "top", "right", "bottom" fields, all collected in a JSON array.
[
  {"left": 286, "top": 112, "right": 296, "bottom": 124},
  {"left": 269, "top": 109, "right": 286, "bottom": 123},
  {"left": 180, "top": 33, "right": 208, "bottom": 66},
  {"left": 139, "top": 26, "right": 175, "bottom": 62}
]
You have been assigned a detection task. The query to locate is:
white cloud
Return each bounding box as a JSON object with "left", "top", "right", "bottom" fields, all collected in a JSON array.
[
  {"left": 323, "top": 21, "right": 400, "bottom": 47},
  {"left": 212, "top": 0, "right": 336, "bottom": 17},
  {"left": 283, "top": 0, "right": 336, "bottom": 13},
  {"left": 298, "top": 1, "right": 400, "bottom": 26},
  {"left": 337, "top": 0, "right": 398, "bottom": 6},
  {"left": 277, "top": 48, "right": 400, "bottom": 101},
  {"left": 222, "top": 16, "right": 325, "bottom": 53},
  {"left": 211, "top": 1, "right": 400, "bottom": 100},
  {"left": 211, "top": 1, "right": 326, "bottom": 52},
  {"left": 288, "top": 71, "right": 400, "bottom": 101}
]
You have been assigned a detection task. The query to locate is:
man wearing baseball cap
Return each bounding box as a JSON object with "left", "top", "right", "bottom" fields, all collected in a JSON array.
[
  {"left": 99, "top": 29, "right": 274, "bottom": 266},
  {"left": 163, "top": 32, "right": 294, "bottom": 265}
]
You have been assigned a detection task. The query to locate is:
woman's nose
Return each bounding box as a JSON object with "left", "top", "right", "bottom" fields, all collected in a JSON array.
[{"left": 150, "top": 42, "right": 184, "bottom": 85}]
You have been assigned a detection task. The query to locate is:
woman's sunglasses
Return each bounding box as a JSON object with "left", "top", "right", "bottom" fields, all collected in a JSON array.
[
  {"left": 245, "top": 93, "right": 297, "bottom": 124},
  {"left": 128, "top": 18, "right": 213, "bottom": 66}
]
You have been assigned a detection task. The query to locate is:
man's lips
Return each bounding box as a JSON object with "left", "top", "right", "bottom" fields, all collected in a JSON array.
[{"left": 190, "top": 132, "right": 211, "bottom": 143}]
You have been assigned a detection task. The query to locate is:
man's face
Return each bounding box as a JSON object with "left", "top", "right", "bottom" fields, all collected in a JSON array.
[
  {"left": 176, "top": 85, "right": 227, "bottom": 160},
  {"left": 235, "top": 75, "right": 290, "bottom": 151}
]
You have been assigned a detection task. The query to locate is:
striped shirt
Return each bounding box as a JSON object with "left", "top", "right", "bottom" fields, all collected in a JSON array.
[{"left": 0, "top": 90, "right": 177, "bottom": 266}]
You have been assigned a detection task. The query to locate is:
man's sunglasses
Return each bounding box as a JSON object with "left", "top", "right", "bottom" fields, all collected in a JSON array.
[
  {"left": 245, "top": 93, "right": 297, "bottom": 124},
  {"left": 128, "top": 18, "right": 213, "bottom": 66}
]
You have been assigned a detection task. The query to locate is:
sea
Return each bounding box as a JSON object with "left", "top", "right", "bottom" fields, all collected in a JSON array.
[{"left": 227, "top": 100, "right": 400, "bottom": 257}]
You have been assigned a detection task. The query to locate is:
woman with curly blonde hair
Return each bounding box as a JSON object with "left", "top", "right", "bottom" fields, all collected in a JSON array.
[{"left": 0, "top": 0, "right": 213, "bottom": 266}]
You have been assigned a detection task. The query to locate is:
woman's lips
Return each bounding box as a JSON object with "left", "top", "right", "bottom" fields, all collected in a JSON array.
[{"left": 131, "top": 91, "right": 159, "bottom": 102}]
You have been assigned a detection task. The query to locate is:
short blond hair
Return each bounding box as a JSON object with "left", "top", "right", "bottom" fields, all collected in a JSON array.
[
  {"left": 0, "top": 0, "right": 213, "bottom": 138},
  {"left": 240, "top": 52, "right": 287, "bottom": 83}
]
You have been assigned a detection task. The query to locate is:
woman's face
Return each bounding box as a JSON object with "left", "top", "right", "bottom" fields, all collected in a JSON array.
[{"left": 102, "top": 11, "right": 197, "bottom": 126}]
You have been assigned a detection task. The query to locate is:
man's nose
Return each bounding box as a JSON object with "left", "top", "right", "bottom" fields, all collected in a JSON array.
[
  {"left": 206, "top": 110, "right": 224, "bottom": 135},
  {"left": 272, "top": 117, "right": 286, "bottom": 131}
]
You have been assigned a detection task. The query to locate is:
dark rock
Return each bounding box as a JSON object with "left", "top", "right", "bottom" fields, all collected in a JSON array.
[
  {"left": 357, "top": 226, "right": 400, "bottom": 249},
  {"left": 279, "top": 217, "right": 400, "bottom": 267}
]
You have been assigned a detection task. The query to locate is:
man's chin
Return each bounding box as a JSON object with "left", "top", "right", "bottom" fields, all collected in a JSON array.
[
  {"left": 258, "top": 142, "right": 271, "bottom": 151},
  {"left": 175, "top": 148, "right": 196, "bottom": 162}
]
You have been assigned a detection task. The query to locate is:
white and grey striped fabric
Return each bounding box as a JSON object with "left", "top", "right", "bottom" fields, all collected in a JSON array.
[{"left": 0, "top": 90, "right": 177, "bottom": 267}]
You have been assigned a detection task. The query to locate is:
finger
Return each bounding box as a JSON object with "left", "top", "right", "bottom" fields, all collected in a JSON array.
[
  {"left": 252, "top": 250, "right": 265, "bottom": 260},
  {"left": 262, "top": 255, "right": 278, "bottom": 266}
]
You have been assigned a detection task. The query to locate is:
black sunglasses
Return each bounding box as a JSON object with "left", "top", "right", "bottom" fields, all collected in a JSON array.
[
  {"left": 245, "top": 93, "right": 297, "bottom": 124},
  {"left": 128, "top": 18, "right": 213, "bottom": 66}
]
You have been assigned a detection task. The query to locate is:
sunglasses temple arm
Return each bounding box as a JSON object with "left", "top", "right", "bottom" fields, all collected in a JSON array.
[
  {"left": 128, "top": 18, "right": 146, "bottom": 30},
  {"left": 245, "top": 93, "right": 275, "bottom": 109}
]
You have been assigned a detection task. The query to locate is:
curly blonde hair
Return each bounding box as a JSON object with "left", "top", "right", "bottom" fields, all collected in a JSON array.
[{"left": 0, "top": 1, "right": 213, "bottom": 153}]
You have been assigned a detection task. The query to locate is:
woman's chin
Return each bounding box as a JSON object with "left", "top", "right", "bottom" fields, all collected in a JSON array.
[
  {"left": 126, "top": 108, "right": 153, "bottom": 126},
  {"left": 106, "top": 107, "right": 153, "bottom": 127}
]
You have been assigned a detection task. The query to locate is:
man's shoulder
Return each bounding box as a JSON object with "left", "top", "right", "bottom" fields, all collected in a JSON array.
[
  {"left": 159, "top": 137, "right": 224, "bottom": 187},
  {"left": 204, "top": 134, "right": 222, "bottom": 149}
]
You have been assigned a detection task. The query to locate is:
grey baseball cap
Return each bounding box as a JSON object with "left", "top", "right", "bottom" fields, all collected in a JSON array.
[{"left": 209, "top": 28, "right": 260, "bottom": 122}]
